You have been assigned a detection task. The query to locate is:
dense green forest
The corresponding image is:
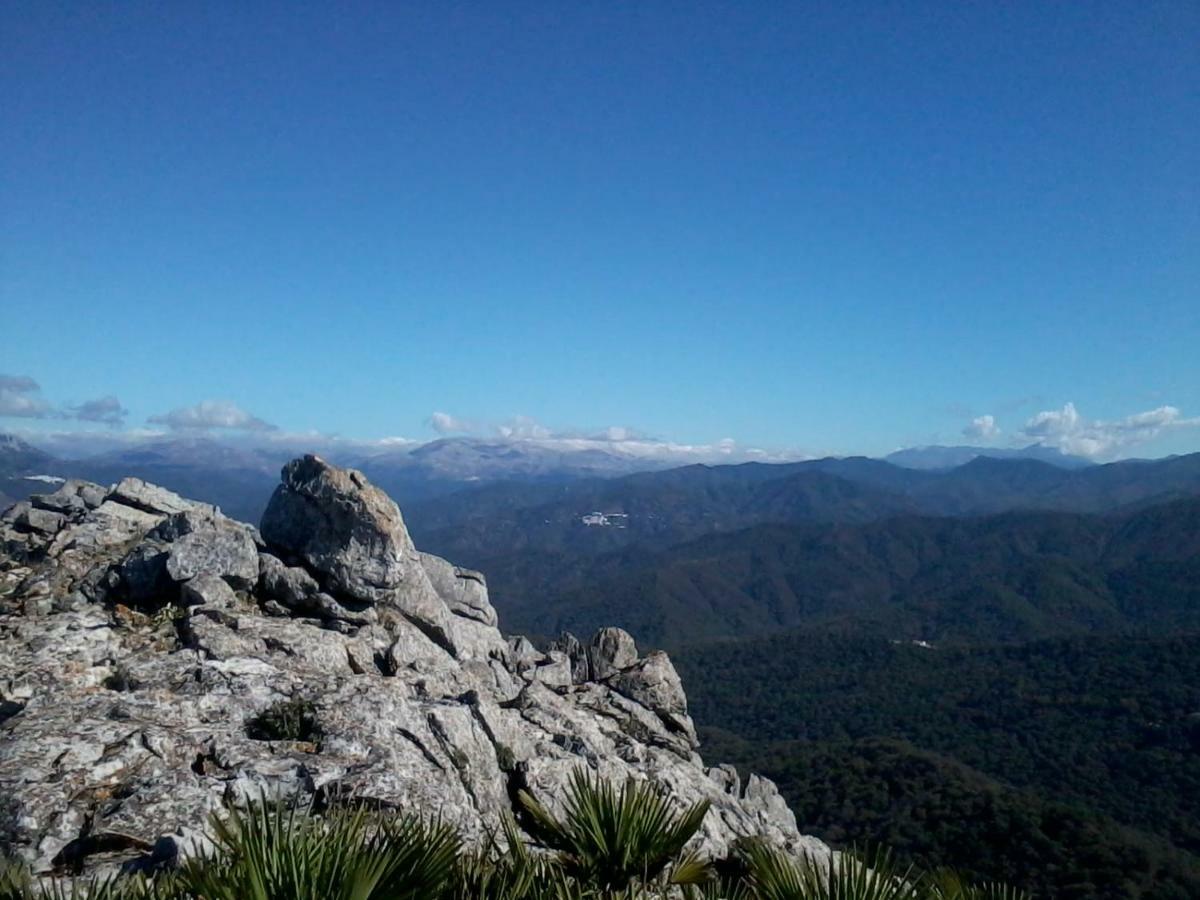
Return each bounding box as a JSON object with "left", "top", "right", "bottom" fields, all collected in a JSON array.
[
  {"left": 675, "top": 633, "right": 1200, "bottom": 898},
  {"left": 698, "top": 733, "right": 1200, "bottom": 900},
  {"left": 481, "top": 498, "right": 1200, "bottom": 646}
]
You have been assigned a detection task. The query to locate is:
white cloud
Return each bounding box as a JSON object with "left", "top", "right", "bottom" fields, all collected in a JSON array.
[
  {"left": 962, "top": 414, "right": 1000, "bottom": 441},
  {"left": 429, "top": 412, "right": 477, "bottom": 435},
  {"left": 495, "top": 415, "right": 552, "bottom": 441},
  {"left": 0, "top": 374, "right": 52, "bottom": 419},
  {"left": 1020, "top": 402, "right": 1200, "bottom": 459},
  {"left": 148, "top": 400, "right": 276, "bottom": 432},
  {"left": 424, "top": 411, "right": 809, "bottom": 464},
  {"left": 68, "top": 395, "right": 128, "bottom": 426}
]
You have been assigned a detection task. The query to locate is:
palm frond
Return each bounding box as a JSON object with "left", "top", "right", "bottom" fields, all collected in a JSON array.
[{"left": 517, "top": 768, "right": 710, "bottom": 892}]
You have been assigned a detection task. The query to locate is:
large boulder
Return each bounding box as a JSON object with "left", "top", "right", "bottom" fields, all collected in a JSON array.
[
  {"left": 155, "top": 509, "right": 259, "bottom": 589},
  {"left": 259, "top": 456, "right": 456, "bottom": 652},
  {"left": 260, "top": 456, "right": 421, "bottom": 603}
]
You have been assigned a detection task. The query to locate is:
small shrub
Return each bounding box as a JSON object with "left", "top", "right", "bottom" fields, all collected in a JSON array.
[
  {"left": 103, "top": 666, "right": 142, "bottom": 692},
  {"left": 244, "top": 698, "right": 323, "bottom": 745}
]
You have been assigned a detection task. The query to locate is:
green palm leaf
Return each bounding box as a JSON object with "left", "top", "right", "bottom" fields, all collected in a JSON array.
[{"left": 517, "top": 768, "right": 710, "bottom": 892}]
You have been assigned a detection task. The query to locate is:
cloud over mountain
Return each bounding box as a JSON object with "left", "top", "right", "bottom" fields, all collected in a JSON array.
[
  {"left": 148, "top": 400, "right": 276, "bottom": 432},
  {"left": 962, "top": 414, "right": 1000, "bottom": 441},
  {"left": 429, "top": 412, "right": 477, "bottom": 435},
  {"left": 0, "top": 375, "right": 52, "bottom": 419},
  {"left": 1021, "top": 402, "right": 1200, "bottom": 459},
  {"left": 68, "top": 395, "right": 128, "bottom": 426}
]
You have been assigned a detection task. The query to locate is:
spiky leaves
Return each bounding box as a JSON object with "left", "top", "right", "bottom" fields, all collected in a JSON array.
[
  {"left": 178, "top": 798, "right": 461, "bottom": 900},
  {"left": 518, "top": 768, "right": 711, "bottom": 893},
  {"left": 739, "top": 841, "right": 919, "bottom": 900}
]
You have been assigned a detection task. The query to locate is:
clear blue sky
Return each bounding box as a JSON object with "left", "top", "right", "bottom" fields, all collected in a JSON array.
[{"left": 2, "top": 2, "right": 1197, "bottom": 459}]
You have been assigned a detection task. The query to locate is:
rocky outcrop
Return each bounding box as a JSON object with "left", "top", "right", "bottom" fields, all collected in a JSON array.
[{"left": 0, "top": 456, "right": 827, "bottom": 879}]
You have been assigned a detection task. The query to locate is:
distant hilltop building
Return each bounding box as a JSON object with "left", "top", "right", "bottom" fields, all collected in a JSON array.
[{"left": 580, "top": 511, "right": 629, "bottom": 527}]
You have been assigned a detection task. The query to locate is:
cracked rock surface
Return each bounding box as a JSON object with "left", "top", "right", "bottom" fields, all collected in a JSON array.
[{"left": 0, "top": 457, "right": 828, "bottom": 878}]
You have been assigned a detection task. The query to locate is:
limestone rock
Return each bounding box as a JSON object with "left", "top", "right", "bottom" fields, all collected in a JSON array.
[
  {"left": 551, "top": 631, "right": 590, "bottom": 683},
  {"left": 0, "top": 457, "right": 829, "bottom": 880},
  {"left": 420, "top": 552, "right": 497, "bottom": 626},
  {"left": 260, "top": 455, "right": 419, "bottom": 603},
  {"left": 607, "top": 651, "right": 698, "bottom": 747},
  {"left": 154, "top": 510, "right": 259, "bottom": 589},
  {"left": 260, "top": 456, "right": 455, "bottom": 652},
  {"left": 108, "top": 478, "right": 197, "bottom": 517},
  {"left": 588, "top": 626, "right": 638, "bottom": 680}
]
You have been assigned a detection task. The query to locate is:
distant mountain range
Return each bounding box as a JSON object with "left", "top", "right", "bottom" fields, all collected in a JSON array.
[
  {"left": 406, "top": 452, "right": 1200, "bottom": 630},
  {"left": 884, "top": 443, "right": 1093, "bottom": 470},
  {"left": 0, "top": 433, "right": 674, "bottom": 522}
]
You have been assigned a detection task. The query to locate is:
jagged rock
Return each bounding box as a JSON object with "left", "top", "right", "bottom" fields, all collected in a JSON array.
[
  {"left": 20, "top": 506, "right": 67, "bottom": 535},
  {"left": 260, "top": 456, "right": 456, "bottom": 653},
  {"left": 107, "top": 478, "right": 197, "bottom": 517},
  {"left": 0, "top": 457, "right": 829, "bottom": 880},
  {"left": 420, "top": 552, "right": 497, "bottom": 626},
  {"left": 117, "top": 543, "right": 171, "bottom": 603},
  {"left": 551, "top": 631, "right": 590, "bottom": 683},
  {"left": 258, "top": 552, "right": 320, "bottom": 605},
  {"left": 30, "top": 480, "right": 104, "bottom": 515},
  {"left": 91, "top": 500, "right": 162, "bottom": 532},
  {"left": 260, "top": 456, "right": 419, "bottom": 603},
  {"left": 608, "top": 651, "right": 698, "bottom": 746},
  {"left": 588, "top": 626, "right": 638, "bottom": 680},
  {"left": 180, "top": 573, "right": 238, "bottom": 609},
  {"left": 151, "top": 510, "right": 259, "bottom": 589},
  {"left": 258, "top": 553, "right": 376, "bottom": 626}
]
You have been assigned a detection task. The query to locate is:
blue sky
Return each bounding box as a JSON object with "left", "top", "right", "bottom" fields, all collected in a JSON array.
[{"left": 2, "top": 2, "right": 1197, "bottom": 461}]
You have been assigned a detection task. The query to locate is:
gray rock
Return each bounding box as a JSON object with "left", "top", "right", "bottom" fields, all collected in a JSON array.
[
  {"left": 28, "top": 480, "right": 105, "bottom": 515},
  {"left": 159, "top": 514, "right": 258, "bottom": 589},
  {"left": 258, "top": 552, "right": 320, "bottom": 606},
  {"left": 117, "top": 543, "right": 172, "bottom": 604},
  {"left": 260, "top": 456, "right": 419, "bottom": 603},
  {"left": 0, "top": 458, "right": 829, "bottom": 881},
  {"left": 19, "top": 507, "right": 65, "bottom": 535},
  {"left": 30, "top": 488, "right": 82, "bottom": 516},
  {"left": 420, "top": 552, "right": 497, "bottom": 626},
  {"left": 180, "top": 573, "right": 238, "bottom": 609},
  {"left": 91, "top": 500, "right": 163, "bottom": 532},
  {"left": 257, "top": 553, "right": 375, "bottom": 625},
  {"left": 607, "top": 651, "right": 697, "bottom": 746},
  {"left": 588, "top": 627, "right": 638, "bottom": 680},
  {"left": 107, "top": 478, "right": 196, "bottom": 516},
  {"left": 507, "top": 635, "right": 539, "bottom": 664},
  {"left": 550, "top": 631, "right": 590, "bottom": 683},
  {"left": 259, "top": 456, "right": 455, "bottom": 653}
]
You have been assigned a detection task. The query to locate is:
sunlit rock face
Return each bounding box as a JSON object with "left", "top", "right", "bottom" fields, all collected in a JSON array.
[{"left": 0, "top": 457, "right": 828, "bottom": 879}]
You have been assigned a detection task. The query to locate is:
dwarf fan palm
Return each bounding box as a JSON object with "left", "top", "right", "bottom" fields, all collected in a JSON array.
[
  {"left": 740, "top": 841, "right": 918, "bottom": 900},
  {"left": 177, "top": 797, "right": 461, "bottom": 900},
  {"left": 517, "top": 768, "right": 711, "bottom": 895}
]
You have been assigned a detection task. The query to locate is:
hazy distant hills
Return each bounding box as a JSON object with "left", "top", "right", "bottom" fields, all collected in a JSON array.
[
  {"left": 407, "top": 452, "right": 1200, "bottom": 636},
  {"left": 884, "top": 443, "right": 1093, "bottom": 470},
  {"left": 356, "top": 438, "right": 676, "bottom": 506},
  {"left": 0, "top": 434, "right": 674, "bottom": 522},
  {"left": 409, "top": 452, "right": 1200, "bottom": 558}
]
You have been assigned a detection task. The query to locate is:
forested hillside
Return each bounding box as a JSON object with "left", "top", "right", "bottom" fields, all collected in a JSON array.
[
  {"left": 675, "top": 632, "right": 1200, "bottom": 897},
  {"left": 698, "top": 733, "right": 1200, "bottom": 900},
  {"left": 488, "top": 498, "right": 1200, "bottom": 645}
]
